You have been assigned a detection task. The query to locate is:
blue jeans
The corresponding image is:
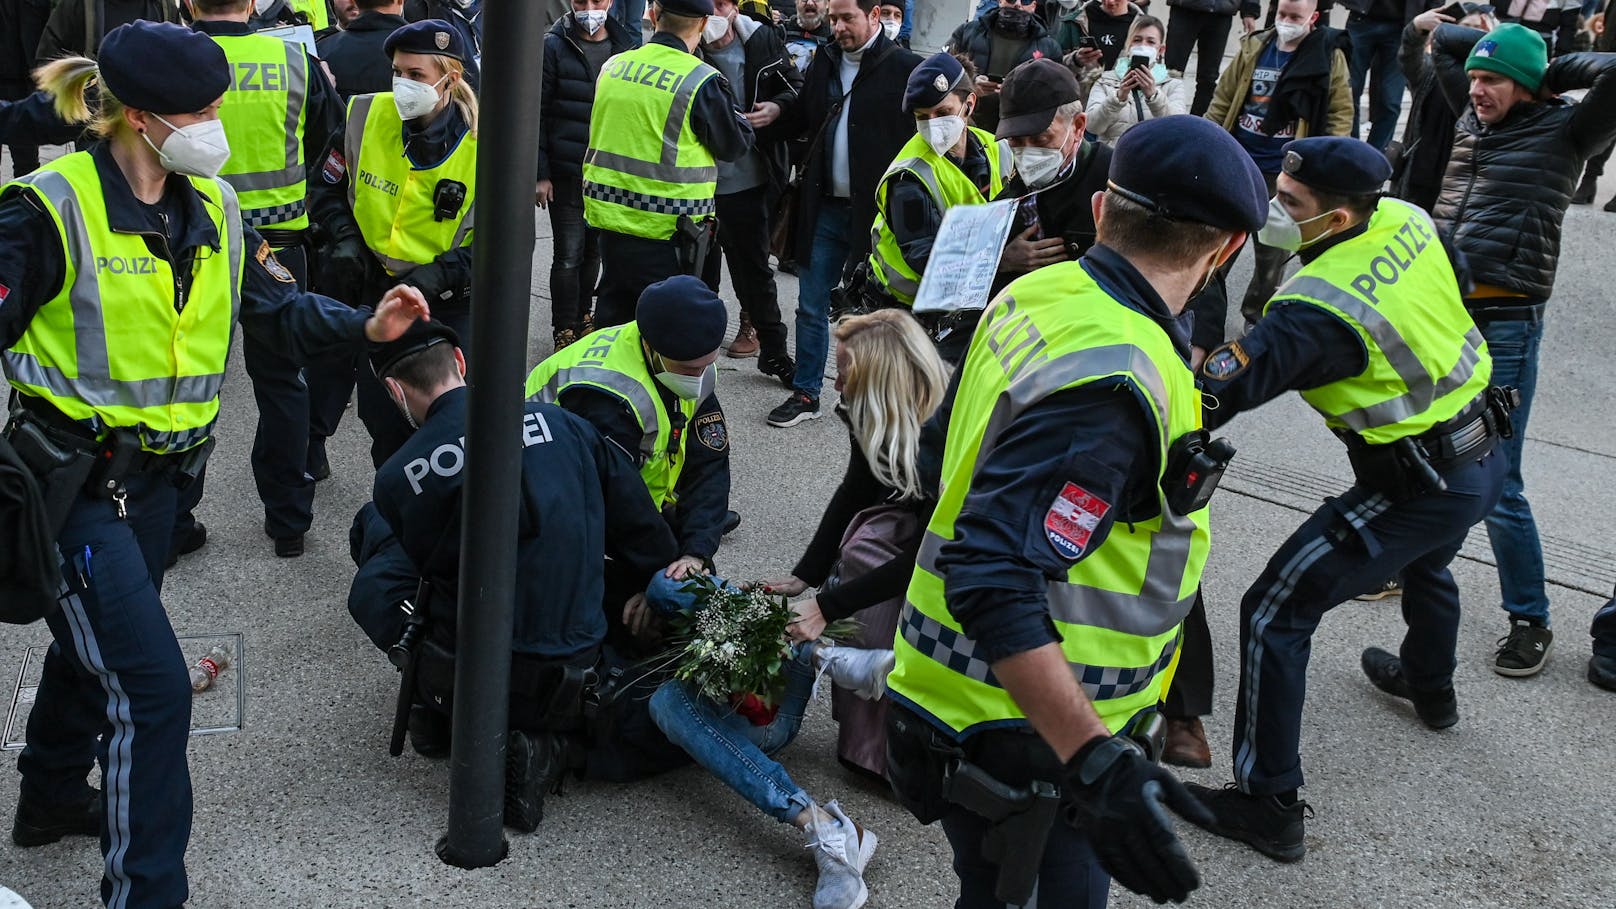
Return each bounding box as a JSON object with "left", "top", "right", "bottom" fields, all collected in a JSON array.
[
  {"left": 1347, "top": 18, "right": 1407, "bottom": 152},
  {"left": 649, "top": 643, "right": 818, "bottom": 824},
  {"left": 793, "top": 199, "right": 851, "bottom": 399},
  {"left": 1478, "top": 317, "right": 1550, "bottom": 623}
]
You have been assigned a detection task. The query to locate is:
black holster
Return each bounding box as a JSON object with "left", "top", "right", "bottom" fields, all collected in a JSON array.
[
  {"left": 941, "top": 760, "right": 1061, "bottom": 905},
  {"left": 675, "top": 215, "right": 716, "bottom": 277},
  {"left": 3, "top": 410, "right": 96, "bottom": 537}
]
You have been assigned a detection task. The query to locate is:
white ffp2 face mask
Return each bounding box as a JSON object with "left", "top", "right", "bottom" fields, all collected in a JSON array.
[
  {"left": 1012, "top": 145, "right": 1066, "bottom": 190},
  {"left": 881, "top": 19, "right": 900, "bottom": 39},
  {"left": 1257, "top": 196, "right": 1337, "bottom": 251},
  {"left": 145, "top": 115, "right": 231, "bottom": 179},
  {"left": 576, "top": 9, "right": 608, "bottom": 33},
  {"left": 1275, "top": 22, "right": 1308, "bottom": 45},
  {"left": 702, "top": 13, "right": 731, "bottom": 44},
  {"left": 656, "top": 363, "right": 715, "bottom": 401},
  {"left": 917, "top": 115, "right": 966, "bottom": 157},
  {"left": 392, "top": 75, "right": 445, "bottom": 120}
]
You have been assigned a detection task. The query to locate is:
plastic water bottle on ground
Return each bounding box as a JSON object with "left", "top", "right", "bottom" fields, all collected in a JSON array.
[{"left": 189, "top": 645, "right": 232, "bottom": 693}]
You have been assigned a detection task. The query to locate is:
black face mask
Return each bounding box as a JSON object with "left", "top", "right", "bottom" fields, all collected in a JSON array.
[{"left": 996, "top": 6, "right": 1032, "bottom": 34}]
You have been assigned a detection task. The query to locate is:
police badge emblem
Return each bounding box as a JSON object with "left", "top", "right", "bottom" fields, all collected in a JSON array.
[
  {"left": 435, "top": 31, "right": 451, "bottom": 50},
  {"left": 256, "top": 241, "right": 296, "bottom": 284},
  {"left": 694, "top": 412, "right": 728, "bottom": 452},
  {"left": 1200, "top": 341, "right": 1251, "bottom": 381},
  {"left": 933, "top": 73, "right": 949, "bottom": 92}
]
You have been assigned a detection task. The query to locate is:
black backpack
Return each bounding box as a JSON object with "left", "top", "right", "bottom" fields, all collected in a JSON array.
[{"left": 0, "top": 431, "right": 62, "bottom": 624}]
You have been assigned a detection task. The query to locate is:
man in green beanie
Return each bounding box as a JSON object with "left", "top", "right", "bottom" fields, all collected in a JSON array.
[{"left": 1423, "top": 18, "right": 1616, "bottom": 681}]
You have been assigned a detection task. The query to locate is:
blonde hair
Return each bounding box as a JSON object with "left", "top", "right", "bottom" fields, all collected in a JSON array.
[
  {"left": 1124, "top": 14, "right": 1165, "bottom": 49},
  {"left": 440, "top": 56, "right": 479, "bottom": 137},
  {"left": 33, "top": 56, "right": 116, "bottom": 137},
  {"left": 834, "top": 310, "right": 948, "bottom": 502}
]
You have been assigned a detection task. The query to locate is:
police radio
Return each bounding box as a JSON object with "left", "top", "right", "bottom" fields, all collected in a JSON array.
[
  {"left": 1163, "top": 430, "right": 1236, "bottom": 515},
  {"left": 432, "top": 179, "right": 467, "bottom": 222}
]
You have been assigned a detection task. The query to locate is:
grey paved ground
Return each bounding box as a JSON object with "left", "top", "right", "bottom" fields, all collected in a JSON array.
[{"left": 4, "top": 19, "right": 1616, "bottom": 905}]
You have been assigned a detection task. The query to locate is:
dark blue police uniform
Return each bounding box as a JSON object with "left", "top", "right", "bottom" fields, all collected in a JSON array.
[{"left": 0, "top": 38, "right": 391, "bottom": 909}]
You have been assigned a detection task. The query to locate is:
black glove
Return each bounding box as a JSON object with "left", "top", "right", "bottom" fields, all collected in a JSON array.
[
  {"left": 1062, "top": 735, "right": 1213, "bottom": 904},
  {"left": 321, "top": 236, "right": 370, "bottom": 305}
]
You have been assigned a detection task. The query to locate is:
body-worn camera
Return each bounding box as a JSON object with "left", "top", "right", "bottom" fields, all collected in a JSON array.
[
  {"left": 432, "top": 179, "right": 467, "bottom": 222},
  {"left": 1163, "top": 430, "right": 1237, "bottom": 515}
]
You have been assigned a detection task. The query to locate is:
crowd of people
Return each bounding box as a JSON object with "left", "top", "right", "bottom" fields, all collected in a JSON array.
[{"left": 2, "top": 0, "right": 1616, "bottom": 907}]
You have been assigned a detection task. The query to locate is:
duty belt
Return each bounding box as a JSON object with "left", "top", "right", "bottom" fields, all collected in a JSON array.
[{"left": 15, "top": 396, "right": 196, "bottom": 475}]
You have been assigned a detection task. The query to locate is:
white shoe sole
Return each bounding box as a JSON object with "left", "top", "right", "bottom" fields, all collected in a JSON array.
[
  {"left": 846, "top": 829, "right": 878, "bottom": 909},
  {"left": 768, "top": 409, "right": 822, "bottom": 428}
]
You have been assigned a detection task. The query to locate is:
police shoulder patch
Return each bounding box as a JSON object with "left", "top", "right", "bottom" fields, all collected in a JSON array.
[
  {"left": 321, "top": 149, "right": 346, "bottom": 184},
  {"left": 694, "top": 411, "right": 728, "bottom": 452},
  {"left": 1199, "top": 341, "right": 1250, "bottom": 381},
  {"left": 1044, "top": 482, "right": 1110, "bottom": 561},
  {"left": 257, "top": 241, "right": 296, "bottom": 284}
]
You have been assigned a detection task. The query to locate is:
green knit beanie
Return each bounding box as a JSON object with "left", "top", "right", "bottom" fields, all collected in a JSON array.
[{"left": 1465, "top": 23, "right": 1548, "bottom": 93}]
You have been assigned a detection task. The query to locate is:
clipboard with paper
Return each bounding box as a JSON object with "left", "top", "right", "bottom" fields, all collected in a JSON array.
[
  {"left": 258, "top": 24, "right": 318, "bottom": 57},
  {"left": 911, "top": 198, "right": 1020, "bottom": 315}
]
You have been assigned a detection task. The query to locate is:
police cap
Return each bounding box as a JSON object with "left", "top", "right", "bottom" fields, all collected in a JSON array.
[
  {"left": 384, "top": 20, "right": 469, "bottom": 64},
  {"left": 98, "top": 21, "right": 230, "bottom": 115},
  {"left": 655, "top": 0, "right": 717, "bottom": 17},
  {"left": 904, "top": 53, "right": 966, "bottom": 114},
  {"left": 369, "top": 319, "right": 461, "bottom": 379},
  {"left": 1108, "top": 115, "right": 1268, "bottom": 234},
  {"left": 1280, "top": 137, "right": 1392, "bottom": 197},
  {"left": 637, "top": 276, "right": 727, "bottom": 362}
]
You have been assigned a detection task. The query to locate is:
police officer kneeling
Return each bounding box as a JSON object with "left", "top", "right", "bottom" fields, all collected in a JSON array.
[
  {"left": 348, "top": 322, "right": 690, "bottom": 832},
  {"left": 882, "top": 116, "right": 1268, "bottom": 908},
  {"left": 1186, "top": 138, "right": 1508, "bottom": 862}
]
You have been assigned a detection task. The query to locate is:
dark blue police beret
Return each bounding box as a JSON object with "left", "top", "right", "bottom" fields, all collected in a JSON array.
[
  {"left": 369, "top": 319, "right": 461, "bottom": 378},
  {"left": 98, "top": 21, "right": 229, "bottom": 115},
  {"left": 904, "top": 53, "right": 966, "bottom": 114},
  {"left": 384, "top": 20, "right": 469, "bottom": 64},
  {"left": 1280, "top": 137, "right": 1392, "bottom": 197},
  {"left": 637, "top": 276, "right": 727, "bottom": 361},
  {"left": 1109, "top": 115, "right": 1268, "bottom": 234},
  {"left": 656, "top": 0, "right": 717, "bottom": 17}
]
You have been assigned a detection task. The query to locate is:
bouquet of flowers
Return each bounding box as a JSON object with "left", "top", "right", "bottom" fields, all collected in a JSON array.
[{"left": 663, "top": 575, "right": 856, "bottom": 724}]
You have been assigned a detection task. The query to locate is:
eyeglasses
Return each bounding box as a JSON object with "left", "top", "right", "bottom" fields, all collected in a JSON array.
[{"left": 1008, "top": 0, "right": 1039, "bottom": 5}]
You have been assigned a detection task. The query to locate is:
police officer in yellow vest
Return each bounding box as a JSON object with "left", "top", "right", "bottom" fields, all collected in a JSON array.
[
  {"left": 584, "top": 0, "right": 756, "bottom": 327},
  {"left": 865, "top": 51, "right": 1010, "bottom": 364},
  {"left": 1184, "top": 137, "right": 1509, "bottom": 863},
  {"left": 525, "top": 276, "right": 735, "bottom": 636},
  {"left": 186, "top": 0, "right": 345, "bottom": 558},
  {"left": 309, "top": 19, "right": 478, "bottom": 467},
  {"left": 251, "top": 0, "right": 334, "bottom": 31},
  {"left": 0, "top": 22, "right": 425, "bottom": 909},
  {"left": 882, "top": 115, "right": 1267, "bottom": 908}
]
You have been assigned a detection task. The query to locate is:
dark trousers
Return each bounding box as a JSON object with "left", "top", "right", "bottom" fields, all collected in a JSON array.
[
  {"left": 595, "top": 228, "right": 686, "bottom": 328},
  {"left": 1, "top": 79, "right": 40, "bottom": 175},
  {"left": 1582, "top": 138, "right": 1614, "bottom": 183},
  {"left": 1593, "top": 586, "right": 1616, "bottom": 658},
  {"left": 1231, "top": 452, "right": 1505, "bottom": 797},
  {"left": 1164, "top": 7, "right": 1234, "bottom": 117},
  {"left": 22, "top": 472, "right": 192, "bottom": 909},
  {"left": 547, "top": 175, "right": 600, "bottom": 334},
  {"left": 701, "top": 184, "right": 789, "bottom": 359},
  {"left": 243, "top": 245, "right": 315, "bottom": 538},
  {"left": 1162, "top": 590, "right": 1213, "bottom": 719},
  {"left": 1347, "top": 18, "right": 1408, "bottom": 152}
]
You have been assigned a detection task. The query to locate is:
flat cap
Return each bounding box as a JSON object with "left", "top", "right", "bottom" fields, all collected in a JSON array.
[
  {"left": 656, "top": 0, "right": 717, "bottom": 17},
  {"left": 98, "top": 21, "right": 229, "bottom": 115},
  {"left": 369, "top": 320, "right": 460, "bottom": 379},
  {"left": 384, "top": 19, "right": 469, "bottom": 63},
  {"left": 1108, "top": 115, "right": 1268, "bottom": 234},
  {"left": 637, "top": 276, "right": 727, "bottom": 361},
  {"left": 996, "top": 58, "right": 1080, "bottom": 139},
  {"left": 903, "top": 53, "right": 966, "bottom": 114},
  {"left": 1280, "top": 137, "right": 1391, "bottom": 196}
]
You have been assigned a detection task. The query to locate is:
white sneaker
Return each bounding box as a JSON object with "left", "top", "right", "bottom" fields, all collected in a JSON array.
[
  {"left": 804, "top": 800, "right": 878, "bottom": 909},
  {"left": 817, "top": 646, "right": 894, "bottom": 701}
]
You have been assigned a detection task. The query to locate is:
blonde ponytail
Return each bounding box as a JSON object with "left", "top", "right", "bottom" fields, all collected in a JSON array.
[
  {"left": 33, "top": 56, "right": 108, "bottom": 133},
  {"left": 441, "top": 57, "right": 479, "bottom": 137}
]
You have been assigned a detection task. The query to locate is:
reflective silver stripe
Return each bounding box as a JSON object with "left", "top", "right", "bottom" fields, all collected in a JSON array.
[
  {"left": 899, "top": 604, "right": 1178, "bottom": 700},
  {"left": 450, "top": 199, "right": 475, "bottom": 250},
  {"left": 581, "top": 62, "right": 720, "bottom": 184},
  {"left": 584, "top": 149, "right": 718, "bottom": 184},
  {"left": 16, "top": 170, "right": 109, "bottom": 378},
  {"left": 219, "top": 43, "right": 308, "bottom": 193},
  {"left": 869, "top": 244, "right": 921, "bottom": 298},
  {"left": 916, "top": 526, "right": 1195, "bottom": 639},
  {"left": 344, "top": 93, "right": 374, "bottom": 215},
  {"left": 1282, "top": 275, "right": 1486, "bottom": 432},
  {"left": 1, "top": 353, "right": 224, "bottom": 407},
  {"left": 992, "top": 139, "right": 1013, "bottom": 180},
  {"left": 219, "top": 178, "right": 245, "bottom": 325},
  {"left": 888, "top": 156, "right": 945, "bottom": 205},
  {"left": 533, "top": 364, "right": 660, "bottom": 459}
]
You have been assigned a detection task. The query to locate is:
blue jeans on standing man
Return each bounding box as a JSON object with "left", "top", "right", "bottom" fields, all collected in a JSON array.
[
  {"left": 1347, "top": 17, "right": 1408, "bottom": 152},
  {"left": 792, "top": 198, "right": 851, "bottom": 400},
  {"left": 1477, "top": 315, "right": 1551, "bottom": 624},
  {"left": 642, "top": 572, "right": 816, "bottom": 823}
]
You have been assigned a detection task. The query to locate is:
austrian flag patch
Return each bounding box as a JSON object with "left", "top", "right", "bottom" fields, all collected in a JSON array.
[
  {"left": 0, "top": 282, "right": 9, "bottom": 305},
  {"left": 1045, "top": 482, "right": 1110, "bottom": 561}
]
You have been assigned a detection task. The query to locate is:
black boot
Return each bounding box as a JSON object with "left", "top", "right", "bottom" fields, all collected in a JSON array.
[
  {"left": 1361, "top": 647, "right": 1458, "bottom": 729},
  {"left": 1183, "top": 783, "right": 1312, "bottom": 862},
  {"left": 1573, "top": 175, "right": 1597, "bottom": 205},
  {"left": 12, "top": 786, "right": 102, "bottom": 847},
  {"left": 408, "top": 704, "right": 452, "bottom": 759},
  {"left": 504, "top": 730, "right": 576, "bottom": 833}
]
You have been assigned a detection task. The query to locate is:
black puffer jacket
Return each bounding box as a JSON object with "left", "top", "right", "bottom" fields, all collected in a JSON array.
[
  {"left": 702, "top": 12, "right": 804, "bottom": 193},
  {"left": 1430, "top": 25, "right": 1616, "bottom": 299},
  {"left": 537, "top": 14, "right": 638, "bottom": 182},
  {"left": 947, "top": 9, "right": 1063, "bottom": 78}
]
